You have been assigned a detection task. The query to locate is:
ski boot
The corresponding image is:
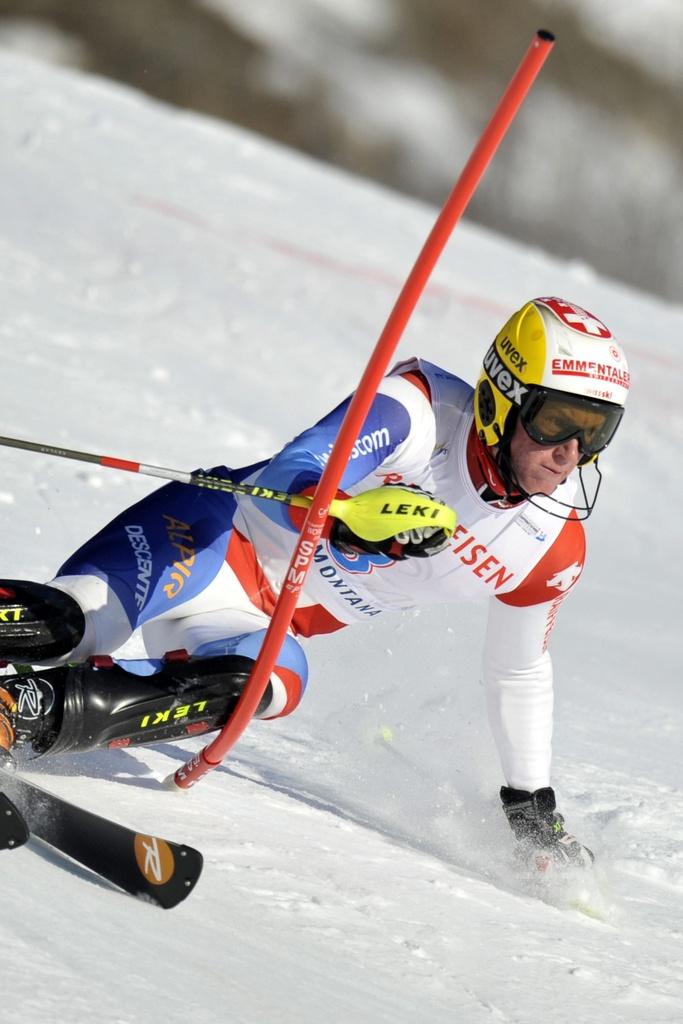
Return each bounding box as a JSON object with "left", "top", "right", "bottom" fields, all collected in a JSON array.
[
  {"left": 501, "top": 785, "right": 594, "bottom": 872},
  {"left": 0, "top": 651, "right": 272, "bottom": 761},
  {"left": 0, "top": 580, "right": 85, "bottom": 662}
]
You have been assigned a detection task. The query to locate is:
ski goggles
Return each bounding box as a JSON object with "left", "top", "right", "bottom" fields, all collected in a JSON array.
[{"left": 519, "top": 387, "right": 624, "bottom": 457}]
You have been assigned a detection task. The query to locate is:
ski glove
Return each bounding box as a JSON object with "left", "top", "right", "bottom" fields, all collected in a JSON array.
[{"left": 331, "top": 518, "right": 451, "bottom": 561}]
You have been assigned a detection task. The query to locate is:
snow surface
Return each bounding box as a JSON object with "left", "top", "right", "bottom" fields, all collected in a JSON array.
[{"left": 1, "top": 52, "right": 682, "bottom": 1024}]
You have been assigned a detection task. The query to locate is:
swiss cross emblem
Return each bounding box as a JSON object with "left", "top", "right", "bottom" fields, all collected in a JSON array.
[
  {"left": 537, "top": 297, "right": 612, "bottom": 339},
  {"left": 546, "top": 562, "right": 582, "bottom": 593}
]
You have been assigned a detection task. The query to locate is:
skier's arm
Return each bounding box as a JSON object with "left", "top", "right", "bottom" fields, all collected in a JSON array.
[
  {"left": 250, "top": 373, "right": 437, "bottom": 533},
  {"left": 482, "top": 599, "right": 556, "bottom": 793},
  {"left": 482, "top": 517, "right": 586, "bottom": 791}
]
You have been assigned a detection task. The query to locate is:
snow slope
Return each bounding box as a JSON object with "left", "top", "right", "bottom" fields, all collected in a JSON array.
[{"left": 1, "top": 53, "right": 682, "bottom": 1023}]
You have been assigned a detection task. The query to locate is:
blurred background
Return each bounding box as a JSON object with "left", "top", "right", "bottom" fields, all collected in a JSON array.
[{"left": 0, "top": 0, "right": 681, "bottom": 303}]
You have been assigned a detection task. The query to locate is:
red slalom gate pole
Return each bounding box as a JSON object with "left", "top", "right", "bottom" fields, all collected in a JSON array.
[{"left": 173, "top": 29, "right": 555, "bottom": 789}]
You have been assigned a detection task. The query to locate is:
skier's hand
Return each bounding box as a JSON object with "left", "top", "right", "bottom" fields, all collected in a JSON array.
[
  {"left": 331, "top": 512, "right": 451, "bottom": 561},
  {"left": 392, "top": 524, "right": 452, "bottom": 558}
]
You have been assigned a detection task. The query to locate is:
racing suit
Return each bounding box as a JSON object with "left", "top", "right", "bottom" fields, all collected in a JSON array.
[{"left": 51, "top": 359, "right": 585, "bottom": 788}]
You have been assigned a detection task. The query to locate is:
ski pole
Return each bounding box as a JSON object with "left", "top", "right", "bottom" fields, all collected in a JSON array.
[
  {"left": 173, "top": 29, "right": 556, "bottom": 790},
  {"left": 0, "top": 434, "right": 456, "bottom": 542}
]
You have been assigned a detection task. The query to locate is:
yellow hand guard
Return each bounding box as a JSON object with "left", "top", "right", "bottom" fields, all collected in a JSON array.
[{"left": 327, "top": 486, "right": 456, "bottom": 543}]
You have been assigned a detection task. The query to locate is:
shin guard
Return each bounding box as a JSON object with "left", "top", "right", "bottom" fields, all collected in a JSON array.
[{"left": 4, "top": 653, "right": 269, "bottom": 756}]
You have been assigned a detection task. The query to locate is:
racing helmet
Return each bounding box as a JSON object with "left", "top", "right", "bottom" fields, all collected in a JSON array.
[{"left": 474, "top": 297, "right": 629, "bottom": 464}]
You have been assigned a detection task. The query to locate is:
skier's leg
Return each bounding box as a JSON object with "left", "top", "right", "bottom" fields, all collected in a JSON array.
[
  {"left": 0, "top": 623, "right": 308, "bottom": 758},
  {"left": 0, "top": 580, "right": 87, "bottom": 662},
  {"left": 192, "top": 628, "right": 308, "bottom": 721},
  {"left": 0, "top": 653, "right": 258, "bottom": 756},
  {"left": 0, "top": 475, "right": 310, "bottom": 761},
  {"left": 0, "top": 575, "right": 130, "bottom": 760},
  {"left": 0, "top": 574, "right": 138, "bottom": 665},
  {"left": 1, "top": 557, "right": 309, "bottom": 759},
  {"left": 54, "top": 471, "right": 237, "bottom": 635},
  {"left": 101, "top": 553, "right": 310, "bottom": 721},
  {"left": 0, "top": 469, "right": 240, "bottom": 666},
  {"left": 138, "top": 593, "right": 309, "bottom": 720}
]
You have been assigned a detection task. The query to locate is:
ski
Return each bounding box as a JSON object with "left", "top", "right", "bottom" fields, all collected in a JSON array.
[
  {"left": 0, "top": 791, "right": 29, "bottom": 850},
  {"left": 0, "top": 771, "right": 203, "bottom": 908}
]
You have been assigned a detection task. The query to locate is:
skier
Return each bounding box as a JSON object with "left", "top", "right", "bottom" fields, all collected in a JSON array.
[{"left": 0, "top": 296, "right": 628, "bottom": 868}]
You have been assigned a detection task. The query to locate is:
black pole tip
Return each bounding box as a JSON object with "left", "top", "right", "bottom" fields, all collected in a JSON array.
[{"left": 537, "top": 29, "right": 556, "bottom": 42}]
